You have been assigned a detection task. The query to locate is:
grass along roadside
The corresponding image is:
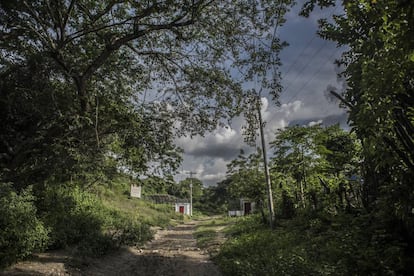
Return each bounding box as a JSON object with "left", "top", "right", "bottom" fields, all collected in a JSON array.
[
  {"left": 193, "top": 216, "right": 237, "bottom": 257},
  {"left": 1, "top": 178, "right": 186, "bottom": 273}
]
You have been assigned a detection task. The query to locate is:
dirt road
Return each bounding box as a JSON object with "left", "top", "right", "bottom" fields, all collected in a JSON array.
[{"left": 2, "top": 220, "right": 222, "bottom": 276}]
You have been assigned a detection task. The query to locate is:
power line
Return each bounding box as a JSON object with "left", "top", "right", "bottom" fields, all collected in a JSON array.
[
  {"left": 283, "top": 46, "right": 341, "bottom": 104},
  {"left": 261, "top": 45, "right": 340, "bottom": 130},
  {"left": 282, "top": 39, "right": 330, "bottom": 94},
  {"left": 262, "top": 47, "right": 343, "bottom": 133},
  {"left": 280, "top": 3, "right": 339, "bottom": 95},
  {"left": 282, "top": 3, "right": 338, "bottom": 75},
  {"left": 282, "top": 36, "right": 318, "bottom": 79}
]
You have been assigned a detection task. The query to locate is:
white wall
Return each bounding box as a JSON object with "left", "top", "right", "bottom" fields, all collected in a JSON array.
[{"left": 175, "top": 203, "right": 190, "bottom": 215}]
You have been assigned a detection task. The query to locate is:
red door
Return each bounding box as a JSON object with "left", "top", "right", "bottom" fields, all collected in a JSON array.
[
  {"left": 244, "top": 202, "right": 251, "bottom": 215},
  {"left": 179, "top": 206, "right": 185, "bottom": 214}
]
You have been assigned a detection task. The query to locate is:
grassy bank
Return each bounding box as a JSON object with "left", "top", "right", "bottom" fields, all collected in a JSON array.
[
  {"left": 0, "top": 178, "right": 183, "bottom": 269},
  {"left": 215, "top": 213, "right": 413, "bottom": 275}
]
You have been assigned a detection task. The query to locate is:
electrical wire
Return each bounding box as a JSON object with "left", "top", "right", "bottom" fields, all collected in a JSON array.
[
  {"left": 262, "top": 3, "right": 343, "bottom": 127},
  {"left": 283, "top": 46, "right": 341, "bottom": 104}
]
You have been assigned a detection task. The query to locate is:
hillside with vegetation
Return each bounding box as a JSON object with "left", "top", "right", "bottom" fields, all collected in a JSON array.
[
  {"left": 0, "top": 176, "right": 186, "bottom": 269},
  {"left": 206, "top": 1, "right": 414, "bottom": 275},
  {"left": 0, "top": 0, "right": 290, "bottom": 269},
  {"left": 1, "top": 0, "right": 414, "bottom": 275}
]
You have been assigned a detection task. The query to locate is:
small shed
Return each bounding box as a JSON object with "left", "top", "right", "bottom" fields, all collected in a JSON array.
[
  {"left": 228, "top": 198, "right": 256, "bottom": 216},
  {"left": 175, "top": 202, "right": 191, "bottom": 215},
  {"left": 240, "top": 198, "right": 255, "bottom": 215}
]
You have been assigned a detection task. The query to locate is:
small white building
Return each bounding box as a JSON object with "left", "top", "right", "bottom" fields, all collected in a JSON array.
[
  {"left": 228, "top": 198, "right": 255, "bottom": 217},
  {"left": 175, "top": 202, "right": 191, "bottom": 215},
  {"left": 240, "top": 198, "right": 255, "bottom": 215}
]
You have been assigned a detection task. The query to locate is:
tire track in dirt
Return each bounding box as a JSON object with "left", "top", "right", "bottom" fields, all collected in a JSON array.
[
  {"left": 2, "top": 220, "right": 222, "bottom": 276},
  {"left": 80, "top": 221, "right": 222, "bottom": 276}
]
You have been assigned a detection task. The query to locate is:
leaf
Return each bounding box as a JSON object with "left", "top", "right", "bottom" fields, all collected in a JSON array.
[{"left": 409, "top": 51, "right": 414, "bottom": 62}]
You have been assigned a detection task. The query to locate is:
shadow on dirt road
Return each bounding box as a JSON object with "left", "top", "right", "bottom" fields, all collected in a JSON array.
[{"left": 2, "top": 220, "right": 222, "bottom": 276}]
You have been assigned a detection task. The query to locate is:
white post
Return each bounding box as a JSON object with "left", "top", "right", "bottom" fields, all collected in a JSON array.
[
  {"left": 186, "top": 171, "right": 195, "bottom": 217},
  {"left": 190, "top": 181, "right": 193, "bottom": 217},
  {"left": 257, "top": 96, "right": 275, "bottom": 229}
]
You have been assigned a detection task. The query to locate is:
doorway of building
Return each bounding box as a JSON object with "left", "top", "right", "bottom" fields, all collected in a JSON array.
[{"left": 244, "top": 202, "right": 251, "bottom": 215}]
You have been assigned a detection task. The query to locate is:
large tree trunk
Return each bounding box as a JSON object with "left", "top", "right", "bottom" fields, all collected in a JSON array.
[{"left": 74, "top": 77, "right": 90, "bottom": 114}]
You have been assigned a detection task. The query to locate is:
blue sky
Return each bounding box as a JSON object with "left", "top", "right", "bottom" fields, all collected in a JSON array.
[{"left": 175, "top": 3, "right": 348, "bottom": 186}]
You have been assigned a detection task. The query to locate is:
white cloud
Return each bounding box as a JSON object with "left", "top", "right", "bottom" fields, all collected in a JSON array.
[
  {"left": 173, "top": 3, "right": 348, "bottom": 187},
  {"left": 308, "top": 120, "right": 323, "bottom": 126}
]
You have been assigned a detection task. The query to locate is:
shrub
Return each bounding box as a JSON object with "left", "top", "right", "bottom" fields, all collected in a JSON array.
[
  {"left": 0, "top": 183, "right": 49, "bottom": 268},
  {"left": 216, "top": 212, "right": 412, "bottom": 275},
  {"left": 40, "top": 185, "right": 107, "bottom": 251},
  {"left": 109, "top": 211, "right": 153, "bottom": 247},
  {"left": 217, "top": 228, "right": 317, "bottom": 276},
  {"left": 40, "top": 184, "right": 153, "bottom": 257}
]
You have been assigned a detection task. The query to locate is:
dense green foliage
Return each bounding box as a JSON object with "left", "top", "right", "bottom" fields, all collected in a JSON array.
[
  {"left": 0, "top": 183, "right": 49, "bottom": 268},
  {"left": 213, "top": 0, "right": 414, "bottom": 274},
  {"left": 198, "top": 181, "right": 231, "bottom": 215},
  {"left": 270, "top": 124, "right": 362, "bottom": 214},
  {"left": 0, "top": 177, "right": 184, "bottom": 268},
  {"left": 0, "top": 0, "right": 293, "bottom": 268},
  {"left": 0, "top": 0, "right": 292, "bottom": 190},
  {"left": 168, "top": 177, "right": 203, "bottom": 201},
  {"left": 214, "top": 122, "right": 413, "bottom": 274},
  {"left": 216, "top": 213, "right": 411, "bottom": 275},
  {"left": 315, "top": 0, "right": 414, "bottom": 261},
  {"left": 218, "top": 124, "right": 361, "bottom": 218},
  {"left": 308, "top": 0, "right": 414, "bottom": 238},
  {"left": 39, "top": 184, "right": 153, "bottom": 256}
]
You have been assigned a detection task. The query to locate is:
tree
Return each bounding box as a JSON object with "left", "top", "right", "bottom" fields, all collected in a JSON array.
[
  {"left": 140, "top": 175, "right": 175, "bottom": 195},
  {"left": 0, "top": 0, "right": 293, "bottom": 188},
  {"left": 311, "top": 0, "right": 413, "bottom": 237},
  {"left": 0, "top": 0, "right": 292, "bottom": 127},
  {"left": 316, "top": 125, "right": 362, "bottom": 210},
  {"left": 302, "top": 0, "right": 414, "bottom": 259},
  {"left": 168, "top": 177, "right": 203, "bottom": 202},
  {"left": 199, "top": 178, "right": 231, "bottom": 214},
  {"left": 226, "top": 149, "right": 269, "bottom": 222},
  {"left": 270, "top": 125, "right": 322, "bottom": 209},
  {"left": 270, "top": 124, "right": 361, "bottom": 212}
]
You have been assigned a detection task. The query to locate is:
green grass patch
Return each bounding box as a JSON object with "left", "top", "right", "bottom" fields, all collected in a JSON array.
[
  {"left": 194, "top": 229, "right": 217, "bottom": 248},
  {"left": 95, "top": 177, "right": 184, "bottom": 228},
  {"left": 194, "top": 216, "right": 237, "bottom": 256},
  {"left": 2, "top": 176, "right": 185, "bottom": 268},
  {"left": 215, "top": 213, "right": 413, "bottom": 275}
]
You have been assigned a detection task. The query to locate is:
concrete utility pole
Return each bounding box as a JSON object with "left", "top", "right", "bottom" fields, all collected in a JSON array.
[
  {"left": 187, "top": 171, "right": 195, "bottom": 217},
  {"left": 257, "top": 96, "right": 275, "bottom": 229}
]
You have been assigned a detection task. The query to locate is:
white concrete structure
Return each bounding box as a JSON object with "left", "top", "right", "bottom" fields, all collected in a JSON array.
[
  {"left": 228, "top": 198, "right": 256, "bottom": 217},
  {"left": 175, "top": 202, "right": 191, "bottom": 215},
  {"left": 130, "top": 185, "right": 142, "bottom": 198},
  {"left": 228, "top": 210, "right": 244, "bottom": 217},
  {"left": 240, "top": 198, "right": 255, "bottom": 215}
]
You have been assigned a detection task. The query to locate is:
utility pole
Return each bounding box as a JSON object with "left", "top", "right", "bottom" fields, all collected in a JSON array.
[
  {"left": 257, "top": 96, "right": 275, "bottom": 229},
  {"left": 187, "top": 171, "right": 195, "bottom": 217}
]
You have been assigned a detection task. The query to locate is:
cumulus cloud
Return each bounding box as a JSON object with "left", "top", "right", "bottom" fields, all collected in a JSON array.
[
  {"left": 308, "top": 120, "right": 323, "bottom": 126},
  {"left": 176, "top": 155, "right": 233, "bottom": 186},
  {"left": 174, "top": 5, "right": 348, "bottom": 187},
  {"left": 176, "top": 125, "right": 243, "bottom": 160}
]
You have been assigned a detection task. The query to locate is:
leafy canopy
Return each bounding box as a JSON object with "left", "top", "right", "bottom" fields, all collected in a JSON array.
[{"left": 0, "top": 0, "right": 293, "bottom": 187}]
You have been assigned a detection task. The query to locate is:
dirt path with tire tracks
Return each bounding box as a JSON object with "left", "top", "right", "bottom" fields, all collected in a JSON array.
[{"left": 2, "top": 220, "right": 222, "bottom": 276}]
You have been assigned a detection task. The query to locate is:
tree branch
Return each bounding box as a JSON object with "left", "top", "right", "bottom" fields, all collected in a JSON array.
[
  {"left": 330, "top": 90, "right": 354, "bottom": 110},
  {"left": 61, "top": 0, "right": 76, "bottom": 39}
]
